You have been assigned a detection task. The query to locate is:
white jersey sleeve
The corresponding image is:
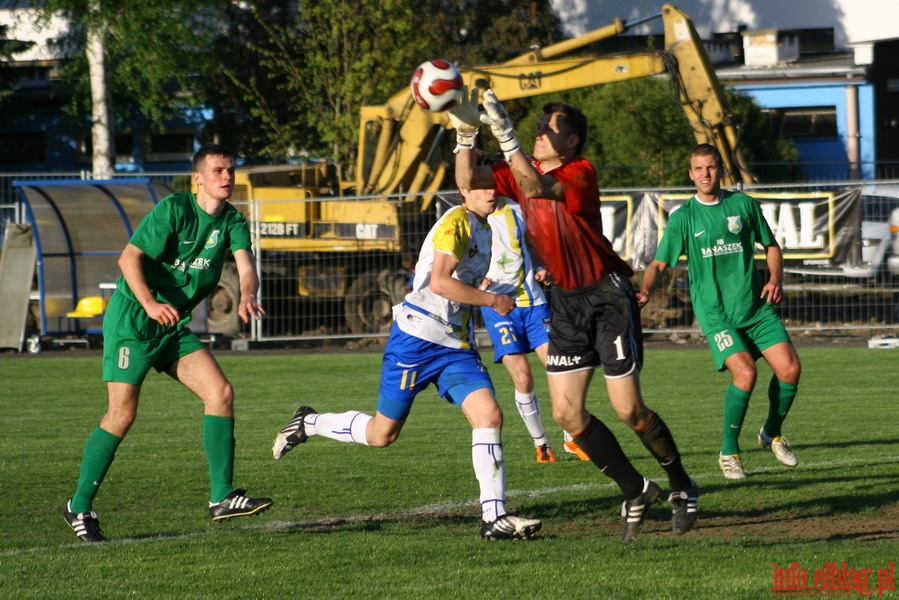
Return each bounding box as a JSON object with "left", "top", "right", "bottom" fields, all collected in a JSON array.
[{"left": 394, "top": 205, "right": 492, "bottom": 349}]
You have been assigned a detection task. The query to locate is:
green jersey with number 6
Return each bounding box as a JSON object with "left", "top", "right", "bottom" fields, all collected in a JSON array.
[
  {"left": 654, "top": 190, "right": 777, "bottom": 334},
  {"left": 116, "top": 192, "right": 251, "bottom": 315}
]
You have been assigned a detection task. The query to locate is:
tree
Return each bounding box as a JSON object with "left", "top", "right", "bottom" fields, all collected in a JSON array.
[
  {"left": 40, "top": 0, "right": 222, "bottom": 175},
  {"left": 84, "top": 2, "right": 112, "bottom": 178},
  {"left": 420, "top": 0, "right": 566, "bottom": 67},
  {"left": 727, "top": 90, "right": 802, "bottom": 183},
  {"left": 214, "top": 1, "right": 426, "bottom": 166},
  {"left": 218, "top": 0, "right": 565, "bottom": 167},
  {"left": 199, "top": 0, "right": 301, "bottom": 162},
  {"left": 513, "top": 77, "right": 800, "bottom": 187}
]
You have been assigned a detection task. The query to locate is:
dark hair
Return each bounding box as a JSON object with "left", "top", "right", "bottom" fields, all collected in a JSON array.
[
  {"left": 542, "top": 102, "right": 588, "bottom": 156},
  {"left": 193, "top": 143, "right": 235, "bottom": 171},
  {"left": 689, "top": 143, "right": 723, "bottom": 168}
]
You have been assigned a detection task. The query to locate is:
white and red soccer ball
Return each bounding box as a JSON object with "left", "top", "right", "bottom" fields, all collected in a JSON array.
[{"left": 410, "top": 60, "right": 464, "bottom": 113}]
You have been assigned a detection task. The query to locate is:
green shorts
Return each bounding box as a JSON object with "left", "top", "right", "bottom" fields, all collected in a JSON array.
[
  {"left": 705, "top": 308, "right": 791, "bottom": 372},
  {"left": 102, "top": 293, "right": 204, "bottom": 384}
]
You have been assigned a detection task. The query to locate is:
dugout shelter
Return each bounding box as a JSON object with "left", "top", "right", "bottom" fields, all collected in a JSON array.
[{"left": 6, "top": 179, "right": 171, "bottom": 351}]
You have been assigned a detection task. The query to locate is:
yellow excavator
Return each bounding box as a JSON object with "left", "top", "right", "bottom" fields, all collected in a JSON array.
[
  {"left": 213, "top": 4, "right": 751, "bottom": 336},
  {"left": 357, "top": 3, "right": 751, "bottom": 200}
]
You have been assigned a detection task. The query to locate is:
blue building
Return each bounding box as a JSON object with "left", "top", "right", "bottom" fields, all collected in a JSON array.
[{"left": 715, "top": 29, "right": 897, "bottom": 181}]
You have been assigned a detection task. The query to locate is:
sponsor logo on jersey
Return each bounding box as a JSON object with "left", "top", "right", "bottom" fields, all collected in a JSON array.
[
  {"left": 700, "top": 241, "right": 744, "bottom": 259},
  {"left": 173, "top": 257, "right": 212, "bottom": 272},
  {"left": 496, "top": 250, "right": 520, "bottom": 274},
  {"left": 189, "top": 257, "right": 212, "bottom": 270},
  {"left": 204, "top": 229, "right": 221, "bottom": 249}
]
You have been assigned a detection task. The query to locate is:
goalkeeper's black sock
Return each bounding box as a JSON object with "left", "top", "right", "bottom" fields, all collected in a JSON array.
[
  {"left": 575, "top": 414, "right": 644, "bottom": 499},
  {"left": 635, "top": 411, "right": 692, "bottom": 492}
]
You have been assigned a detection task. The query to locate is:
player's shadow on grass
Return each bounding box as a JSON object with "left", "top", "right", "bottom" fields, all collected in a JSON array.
[
  {"left": 679, "top": 471, "right": 899, "bottom": 541},
  {"left": 789, "top": 437, "right": 899, "bottom": 450},
  {"left": 267, "top": 511, "right": 485, "bottom": 536}
]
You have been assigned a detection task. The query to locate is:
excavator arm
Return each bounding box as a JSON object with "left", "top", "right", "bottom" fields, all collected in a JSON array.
[{"left": 355, "top": 3, "right": 752, "bottom": 198}]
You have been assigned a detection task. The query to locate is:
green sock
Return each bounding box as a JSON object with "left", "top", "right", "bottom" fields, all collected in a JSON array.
[
  {"left": 70, "top": 427, "right": 122, "bottom": 513},
  {"left": 721, "top": 384, "right": 751, "bottom": 455},
  {"left": 763, "top": 376, "right": 798, "bottom": 438},
  {"left": 203, "top": 415, "right": 235, "bottom": 504}
]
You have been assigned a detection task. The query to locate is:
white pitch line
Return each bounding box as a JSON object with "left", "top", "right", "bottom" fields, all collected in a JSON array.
[{"left": 4, "top": 453, "right": 897, "bottom": 558}]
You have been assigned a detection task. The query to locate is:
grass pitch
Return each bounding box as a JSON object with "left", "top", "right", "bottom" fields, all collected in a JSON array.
[{"left": 0, "top": 346, "right": 896, "bottom": 599}]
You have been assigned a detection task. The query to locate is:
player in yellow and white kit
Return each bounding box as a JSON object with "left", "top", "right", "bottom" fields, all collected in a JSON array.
[
  {"left": 481, "top": 195, "right": 588, "bottom": 462},
  {"left": 272, "top": 189, "right": 542, "bottom": 541}
]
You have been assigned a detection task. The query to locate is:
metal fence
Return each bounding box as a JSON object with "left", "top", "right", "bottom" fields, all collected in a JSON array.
[
  {"left": 4, "top": 172, "right": 899, "bottom": 349},
  {"left": 236, "top": 184, "right": 899, "bottom": 344}
]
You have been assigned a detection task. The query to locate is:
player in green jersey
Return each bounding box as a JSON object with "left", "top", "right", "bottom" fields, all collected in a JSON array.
[
  {"left": 64, "top": 144, "right": 272, "bottom": 542},
  {"left": 637, "top": 144, "right": 801, "bottom": 480}
]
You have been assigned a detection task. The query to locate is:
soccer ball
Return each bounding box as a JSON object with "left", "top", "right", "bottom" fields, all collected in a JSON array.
[{"left": 410, "top": 60, "right": 464, "bottom": 113}]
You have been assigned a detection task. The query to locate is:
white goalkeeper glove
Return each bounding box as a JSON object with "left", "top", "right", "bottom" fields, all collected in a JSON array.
[
  {"left": 480, "top": 90, "right": 520, "bottom": 161},
  {"left": 447, "top": 86, "right": 481, "bottom": 152}
]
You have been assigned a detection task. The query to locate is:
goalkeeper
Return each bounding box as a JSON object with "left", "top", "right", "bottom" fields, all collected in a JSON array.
[{"left": 451, "top": 88, "right": 698, "bottom": 544}]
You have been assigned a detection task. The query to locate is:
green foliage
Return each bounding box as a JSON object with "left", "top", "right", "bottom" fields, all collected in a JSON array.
[
  {"left": 727, "top": 90, "right": 804, "bottom": 183},
  {"left": 217, "top": 0, "right": 565, "bottom": 165},
  {"left": 211, "top": 0, "right": 425, "bottom": 165},
  {"left": 40, "top": 0, "right": 221, "bottom": 126},
  {"left": 421, "top": 0, "right": 566, "bottom": 67},
  {"left": 298, "top": 0, "right": 424, "bottom": 166},
  {"left": 27, "top": 1, "right": 801, "bottom": 184},
  {"left": 513, "top": 78, "right": 802, "bottom": 188},
  {"left": 583, "top": 78, "right": 698, "bottom": 188},
  {"left": 1, "top": 347, "right": 897, "bottom": 598},
  {"left": 199, "top": 0, "right": 300, "bottom": 161}
]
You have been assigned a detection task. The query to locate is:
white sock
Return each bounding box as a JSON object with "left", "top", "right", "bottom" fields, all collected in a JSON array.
[
  {"left": 472, "top": 428, "right": 505, "bottom": 522},
  {"left": 514, "top": 390, "right": 548, "bottom": 447},
  {"left": 306, "top": 411, "right": 372, "bottom": 445}
]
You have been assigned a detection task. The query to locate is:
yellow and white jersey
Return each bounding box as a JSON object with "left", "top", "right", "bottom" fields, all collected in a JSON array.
[
  {"left": 395, "top": 204, "right": 492, "bottom": 349},
  {"left": 485, "top": 198, "right": 547, "bottom": 307}
]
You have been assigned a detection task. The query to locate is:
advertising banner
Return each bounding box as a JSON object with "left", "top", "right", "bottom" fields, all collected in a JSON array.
[{"left": 602, "top": 188, "right": 863, "bottom": 274}]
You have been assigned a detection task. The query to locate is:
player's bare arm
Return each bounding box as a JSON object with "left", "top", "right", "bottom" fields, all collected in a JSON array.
[
  {"left": 234, "top": 248, "right": 266, "bottom": 322},
  {"left": 761, "top": 243, "right": 785, "bottom": 304},
  {"left": 118, "top": 243, "right": 181, "bottom": 326},
  {"left": 636, "top": 260, "right": 669, "bottom": 307},
  {"left": 454, "top": 146, "right": 497, "bottom": 191},
  {"left": 506, "top": 152, "right": 567, "bottom": 201},
  {"left": 431, "top": 251, "right": 515, "bottom": 315}
]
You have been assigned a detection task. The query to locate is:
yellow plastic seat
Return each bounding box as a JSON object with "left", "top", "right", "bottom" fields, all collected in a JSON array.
[{"left": 66, "top": 296, "right": 108, "bottom": 318}]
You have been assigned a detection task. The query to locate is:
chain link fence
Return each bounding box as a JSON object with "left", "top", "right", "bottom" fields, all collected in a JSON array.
[{"left": 3, "top": 172, "right": 899, "bottom": 350}]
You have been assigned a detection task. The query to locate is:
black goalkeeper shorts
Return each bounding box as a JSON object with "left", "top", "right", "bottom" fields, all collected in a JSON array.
[{"left": 546, "top": 271, "right": 643, "bottom": 378}]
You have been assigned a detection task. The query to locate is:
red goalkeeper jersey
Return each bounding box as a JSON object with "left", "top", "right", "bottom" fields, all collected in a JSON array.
[{"left": 491, "top": 157, "right": 632, "bottom": 290}]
